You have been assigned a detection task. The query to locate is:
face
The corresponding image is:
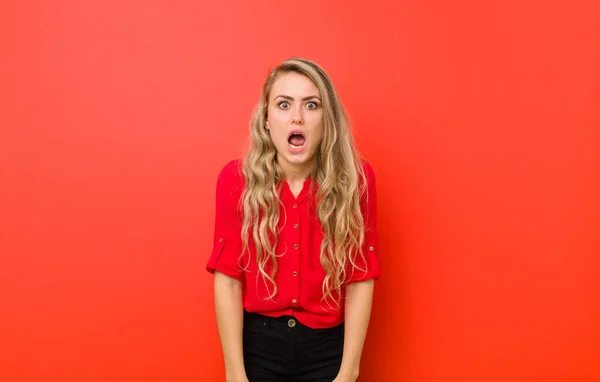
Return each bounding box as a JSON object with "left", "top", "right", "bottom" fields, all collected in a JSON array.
[{"left": 266, "top": 72, "right": 324, "bottom": 176}]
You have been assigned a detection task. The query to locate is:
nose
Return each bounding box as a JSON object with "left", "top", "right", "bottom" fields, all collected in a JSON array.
[{"left": 291, "top": 104, "right": 304, "bottom": 125}]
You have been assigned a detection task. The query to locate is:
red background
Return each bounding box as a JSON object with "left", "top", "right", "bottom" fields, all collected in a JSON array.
[{"left": 1, "top": 1, "right": 599, "bottom": 381}]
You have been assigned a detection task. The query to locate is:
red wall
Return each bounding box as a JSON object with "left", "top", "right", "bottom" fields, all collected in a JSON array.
[{"left": 1, "top": 1, "right": 599, "bottom": 381}]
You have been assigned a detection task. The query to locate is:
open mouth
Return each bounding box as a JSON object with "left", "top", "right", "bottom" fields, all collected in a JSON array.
[{"left": 288, "top": 131, "right": 306, "bottom": 150}]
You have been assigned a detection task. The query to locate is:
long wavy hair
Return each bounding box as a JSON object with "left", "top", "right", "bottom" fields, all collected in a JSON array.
[{"left": 240, "top": 57, "right": 368, "bottom": 309}]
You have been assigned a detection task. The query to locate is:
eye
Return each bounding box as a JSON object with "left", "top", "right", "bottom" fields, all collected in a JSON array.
[
  {"left": 306, "top": 101, "right": 319, "bottom": 109},
  {"left": 278, "top": 101, "right": 290, "bottom": 110}
]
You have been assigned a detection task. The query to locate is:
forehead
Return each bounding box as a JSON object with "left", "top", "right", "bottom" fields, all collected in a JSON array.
[{"left": 270, "top": 72, "right": 320, "bottom": 99}]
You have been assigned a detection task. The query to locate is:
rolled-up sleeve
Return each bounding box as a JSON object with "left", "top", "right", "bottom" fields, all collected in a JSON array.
[
  {"left": 347, "top": 161, "right": 381, "bottom": 284},
  {"left": 206, "top": 161, "right": 245, "bottom": 281}
]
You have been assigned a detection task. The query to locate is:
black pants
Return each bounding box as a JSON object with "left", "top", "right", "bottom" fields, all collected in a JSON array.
[{"left": 243, "top": 311, "right": 344, "bottom": 382}]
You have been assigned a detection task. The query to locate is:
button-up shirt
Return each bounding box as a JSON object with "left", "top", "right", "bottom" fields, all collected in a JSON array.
[{"left": 206, "top": 159, "right": 380, "bottom": 329}]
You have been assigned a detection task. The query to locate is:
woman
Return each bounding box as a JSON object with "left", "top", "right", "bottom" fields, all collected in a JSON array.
[{"left": 207, "top": 57, "right": 380, "bottom": 382}]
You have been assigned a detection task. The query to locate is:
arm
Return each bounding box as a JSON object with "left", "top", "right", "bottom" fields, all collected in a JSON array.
[
  {"left": 336, "top": 279, "right": 375, "bottom": 381},
  {"left": 336, "top": 162, "right": 380, "bottom": 381},
  {"left": 207, "top": 161, "right": 248, "bottom": 380},
  {"left": 214, "top": 271, "right": 248, "bottom": 382}
]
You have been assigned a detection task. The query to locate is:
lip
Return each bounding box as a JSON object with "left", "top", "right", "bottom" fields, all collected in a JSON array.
[
  {"left": 287, "top": 129, "right": 306, "bottom": 153},
  {"left": 287, "top": 129, "right": 306, "bottom": 140},
  {"left": 288, "top": 143, "right": 305, "bottom": 153}
]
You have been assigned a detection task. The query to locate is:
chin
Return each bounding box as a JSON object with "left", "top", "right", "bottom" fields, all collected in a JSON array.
[
  {"left": 285, "top": 156, "right": 308, "bottom": 165},
  {"left": 280, "top": 152, "right": 315, "bottom": 167}
]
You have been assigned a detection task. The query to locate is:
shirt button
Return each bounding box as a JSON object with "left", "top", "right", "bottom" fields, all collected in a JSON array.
[
  {"left": 293, "top": 271, "right": 297, "bottom": 276},
  {"left": 293, "top": 204, "right": 298, "bottom": 208},
  {"left": 294, "top": 244, "right": 299, "bottom": 250},
  {"left": 369, "top": 245, "right": 374, "bottom": 251},
  {"left": 293, "top": 223, "right": 298, "bottom": 229},
  {"left": 292, "top": 298, "right": 297, "bottom": 304},
  {"left": 218, "top": 238, "right": 223, "bottom": 242}
]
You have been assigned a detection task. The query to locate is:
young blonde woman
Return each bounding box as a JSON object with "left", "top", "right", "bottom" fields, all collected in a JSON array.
[{"left": 207, "top": 57, "right": 380, "bottom": 382}]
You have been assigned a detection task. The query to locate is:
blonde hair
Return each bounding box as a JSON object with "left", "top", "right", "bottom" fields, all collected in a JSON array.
[{"left": 240, "top": 57, "right": 367, "bottom": 308}]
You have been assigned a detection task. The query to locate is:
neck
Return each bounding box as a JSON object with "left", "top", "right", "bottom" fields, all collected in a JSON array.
[{"left": 279, "top": 158, "right": 317, "bottom": 185}]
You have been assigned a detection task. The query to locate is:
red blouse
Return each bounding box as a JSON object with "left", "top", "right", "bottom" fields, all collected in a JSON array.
[{"left": 206, "top": 159, "right": 380, "bottom": 329}]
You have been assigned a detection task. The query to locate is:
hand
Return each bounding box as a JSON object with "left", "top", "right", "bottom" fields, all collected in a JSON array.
[
  {"left": 225, "top": 373, "right": 248, "bottom": 382},
  {"left": 332, "top": 370, "right": 359, "bottom": 382}
]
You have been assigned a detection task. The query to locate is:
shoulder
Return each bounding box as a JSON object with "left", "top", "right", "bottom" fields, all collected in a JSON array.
[
  {"left": 358, "top": 159, "right": 377, "bottom": 214},
  {"left": 359, "top": 158, "right": 376, "bottom": 185},
  {"left": 216, "top": 159, "right": 245, "bottom": 197},
  {"left": 217, "top": 159, "right": 244, "bottom": 183}
]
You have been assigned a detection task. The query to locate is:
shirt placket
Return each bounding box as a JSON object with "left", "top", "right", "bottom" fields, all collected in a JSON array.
[{"left": 290, "top": 201, "right": 301, "bottom": 308}]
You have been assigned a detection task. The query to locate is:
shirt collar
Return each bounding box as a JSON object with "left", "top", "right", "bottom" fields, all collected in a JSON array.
[{"left": 280, "top": 177, "right": 314, "bottom": 205}]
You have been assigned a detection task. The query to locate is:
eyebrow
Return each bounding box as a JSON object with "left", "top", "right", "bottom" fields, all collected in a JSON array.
[{"left": 274, "top": 95, "right": 322, "bottom": 102}]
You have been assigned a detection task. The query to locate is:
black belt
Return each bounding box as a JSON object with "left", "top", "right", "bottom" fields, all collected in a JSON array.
[{"left": 243, "top": 310, "right": 343, "bottom": 333}]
